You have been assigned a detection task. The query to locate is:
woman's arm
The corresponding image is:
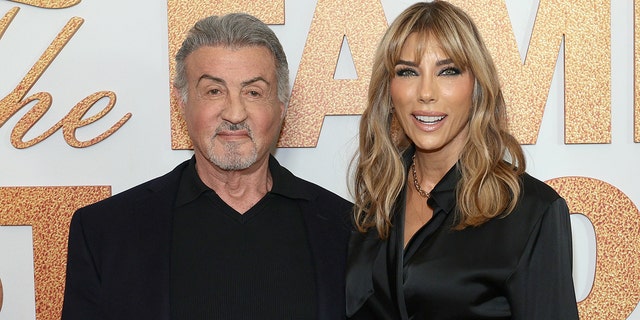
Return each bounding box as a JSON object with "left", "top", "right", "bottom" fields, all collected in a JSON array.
[{"left": 506, "top": 198, "right": 579, "bottom": 319}]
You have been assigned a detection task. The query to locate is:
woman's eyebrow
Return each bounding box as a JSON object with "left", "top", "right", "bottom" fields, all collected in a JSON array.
[{"left": 395, "top": 58, "right": 454, "bottom": 67}]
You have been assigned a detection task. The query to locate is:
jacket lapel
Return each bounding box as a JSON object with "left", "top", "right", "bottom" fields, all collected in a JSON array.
[{"left": 126, "top": 161, "right": 187, "bottom": 320}]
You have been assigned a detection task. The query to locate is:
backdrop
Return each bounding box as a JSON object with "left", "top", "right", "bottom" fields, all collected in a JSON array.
[{"left": 0, "top": 0, "right": 638, "bottom": 319}]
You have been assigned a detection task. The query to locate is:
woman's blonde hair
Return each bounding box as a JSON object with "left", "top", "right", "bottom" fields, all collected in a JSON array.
[{"left": 351, "top": 0, "right": 525, "bottom": 238}]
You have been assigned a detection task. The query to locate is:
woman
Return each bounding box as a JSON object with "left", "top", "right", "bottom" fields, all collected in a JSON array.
[{"left": 346, "top": 1, "right": 579, "bottom": 319}]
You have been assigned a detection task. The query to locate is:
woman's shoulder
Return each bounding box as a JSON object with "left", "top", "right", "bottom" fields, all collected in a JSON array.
[
  {"left": 518, "top": 172, "right": 563, "bottom": 205},
  {"left": 498, "top": 172, "right": 569, "bottom": 230},
  {"left": 482, "top": 172, "right": 569, "bottom": 242}
]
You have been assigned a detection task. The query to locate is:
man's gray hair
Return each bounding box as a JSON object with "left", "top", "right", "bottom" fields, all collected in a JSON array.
[{"left": 174, "top": 13, "right": 290, "bottom": 106}]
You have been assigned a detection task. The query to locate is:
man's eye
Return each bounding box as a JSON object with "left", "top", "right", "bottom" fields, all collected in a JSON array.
[{"left": 245, "top": 89, "right": 263, "bottom": 98}]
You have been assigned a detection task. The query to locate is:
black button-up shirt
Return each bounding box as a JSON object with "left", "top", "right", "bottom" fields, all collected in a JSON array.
[{"left": 347, "top": 150, "right": 579, "bottom": 319}]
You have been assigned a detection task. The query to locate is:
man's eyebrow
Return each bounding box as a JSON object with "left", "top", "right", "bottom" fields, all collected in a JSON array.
[
  {"left": 196, "top": 75, "right": 269, "bottom": 87},
  {"left": 241, "top": 76, "right": 269, "bottom": 87},
  {"left": 197, "top": 74, "right": 225, "bottom": 85}
]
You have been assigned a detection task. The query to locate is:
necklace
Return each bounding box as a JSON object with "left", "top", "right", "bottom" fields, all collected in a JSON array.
[{"left": 411, "top": 154, "right": 431, "bottom": 198}]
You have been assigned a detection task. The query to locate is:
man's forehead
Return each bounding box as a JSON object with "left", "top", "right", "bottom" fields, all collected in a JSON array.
[
  {"left": 186, "top": 45, "right": 276, "bottom": 77},
  {"left": 186, "top": 45, "right": 275, "bottom": 63},
  {"left": 196, "top": 74, "right": 270, "bottom": 87}
]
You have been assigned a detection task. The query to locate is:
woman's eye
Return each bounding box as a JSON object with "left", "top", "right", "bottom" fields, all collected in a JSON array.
[
  {"left": 440, "top": 67, "right": 461, "bottom": 76},
  {"left": 395, "top": 68, "right": 418, "bottom": 77}
]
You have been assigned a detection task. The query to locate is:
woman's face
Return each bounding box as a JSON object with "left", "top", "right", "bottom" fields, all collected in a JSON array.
[{"left": 390, "top": 32, "right": 475, "bottom": 159}]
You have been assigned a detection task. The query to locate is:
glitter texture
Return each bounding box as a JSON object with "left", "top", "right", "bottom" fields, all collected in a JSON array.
[
  {"left": 451, "top": 0, "right": 610, "bottom": 144},
  {"left": 1, "top": 17, "right": 86, "bottom": 148},
  {"left": 0, "top": 7, "right": 19, "bottom": 38},
  {"left": 547, "top": 177, "right": 640, "bottom": 319},
  {"left": 8, "top": 0, "right": 80, "bottom": 9},
  {"left": 60, "top": 91, "right": 132, "bottom": 148},
  {"left": 277, "top": 0, "right": 387, "bottom": 147},
  {"left": 636, "top": 1, "right": 640, "bottom": 142},
  {"left": 0, "top": 187, "right": 111, "bottom": 320},
  {"left": 167, "top": 0, "right": 285, "bottom": 149}
]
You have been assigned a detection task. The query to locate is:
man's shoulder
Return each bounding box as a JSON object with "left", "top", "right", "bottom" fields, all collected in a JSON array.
[
  {"left": 270, "top": 156, "right": 352, "bottom": 208},
  {"left": 292, "top": 175, "right": 353, "bottom": 227},
  {"left": 289, "top": 173, "right": 352, "bottom": 206},
  {"left": 76, "top": 159, "right": 189, "bottom": 215}
]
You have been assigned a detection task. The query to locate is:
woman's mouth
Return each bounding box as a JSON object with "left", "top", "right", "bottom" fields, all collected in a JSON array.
[{"left": 414, "top": 115, "right": 445, "bottom": 124}]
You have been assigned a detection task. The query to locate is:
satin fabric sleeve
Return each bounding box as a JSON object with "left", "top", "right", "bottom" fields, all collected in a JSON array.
[{"left": 505, "top": 198, "right": 579, "bottom": 319}]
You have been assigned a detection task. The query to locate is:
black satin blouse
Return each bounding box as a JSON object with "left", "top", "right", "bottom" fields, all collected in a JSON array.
[{"left": 346, "top": 154, "right": 579, "bottom": 319}]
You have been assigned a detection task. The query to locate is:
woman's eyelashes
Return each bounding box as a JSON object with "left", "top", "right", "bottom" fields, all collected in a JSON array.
[
  {"left": 438, "top": 66, "right": 462, "bottom": 76},
  {"left": 394, "top": 65, "right": 462, "bottom": 78},
  {"left": 395, "top": 67, "right": 418, "bottom": 77}
]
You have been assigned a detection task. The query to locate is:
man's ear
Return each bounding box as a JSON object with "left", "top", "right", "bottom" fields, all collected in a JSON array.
[
  {"left": 279, "top": 101, "right": 286, "bottom": 120},
  {"left": 172, "top": 86, "right": 186, "bottom": 115}
]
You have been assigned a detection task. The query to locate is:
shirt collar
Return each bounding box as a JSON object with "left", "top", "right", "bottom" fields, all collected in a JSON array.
[
  {"left": 267, "top": 155, "right": 313, "bottom": 200},
  {"left": 403, "top": 147, "right": 460, "bottom": 216},
  {"left": 175, "top": 155, "right": 314, "bottom": 208},
  {"left": 427, "top": 164, "right": 459, "bottom": 216},
  {"left": 174, "top": 156, "right": 209, "bottom": 208}
]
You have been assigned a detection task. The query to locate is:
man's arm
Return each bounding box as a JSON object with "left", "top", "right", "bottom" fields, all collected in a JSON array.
[{"left": 61, "top": 209, "right": 102, "bottom": 320}]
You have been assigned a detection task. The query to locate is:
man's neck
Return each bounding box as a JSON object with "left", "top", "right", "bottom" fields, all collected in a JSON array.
[{"left": 194, "top": 154, "right": 273, "bottom": 214}]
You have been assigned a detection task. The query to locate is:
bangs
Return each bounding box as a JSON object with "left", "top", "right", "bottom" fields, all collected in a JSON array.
[
  {"left": 384, "top": 3, "right": 474, "bottom": 73},
  {"left": 410, "top": 28, "right": 471, "bottom": 70}
]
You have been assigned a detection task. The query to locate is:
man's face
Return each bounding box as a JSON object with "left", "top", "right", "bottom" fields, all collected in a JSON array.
[{"left": 177, "top": 45, "right": 284, "bottom": 170}]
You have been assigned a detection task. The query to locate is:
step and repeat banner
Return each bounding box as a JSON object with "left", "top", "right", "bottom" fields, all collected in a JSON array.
[{"left": 0, "top": 0, "right": 638, "bottom": 319}]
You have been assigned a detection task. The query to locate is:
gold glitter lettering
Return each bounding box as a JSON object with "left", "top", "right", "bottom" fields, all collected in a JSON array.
[
  {"left": 0, "top": 7, "right": 18, "bottom": 38},
  {"left": 8, "top": 0, "right": 80, "bottom": 9},
  {"left": 61, "top": 91, "right": 131, "bottom": 148},
  {"left": 451, "top": 0, "right": 610, "bottom": 144},
  {"left": 636, "top": 1, "right": 640, "bottom": 142},
  {"left": 277, "top": 0, "right": 387, "bottom": 147},
  {"left": 547, "top": 177, "right": 640, "bottom": 319},
  {"left": 0, "top": 13, "right": 131, "bottom": 149},
  {"left": 0, "top": 186, "right": 111, "bottom": 320}
]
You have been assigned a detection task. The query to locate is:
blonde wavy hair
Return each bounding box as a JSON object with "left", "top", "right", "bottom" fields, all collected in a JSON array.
[{"left": 351, "top": 0, "right": 525, "bottom": 238}]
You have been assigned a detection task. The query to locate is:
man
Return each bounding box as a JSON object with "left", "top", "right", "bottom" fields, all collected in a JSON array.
[{"left": 61, "top": 13, "right": 351, "bottom": 320}]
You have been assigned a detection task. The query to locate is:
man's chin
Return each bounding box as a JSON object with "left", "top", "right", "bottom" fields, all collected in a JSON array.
[{"left": 208, "top": 153, "right": 258, "bottom": 171}]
